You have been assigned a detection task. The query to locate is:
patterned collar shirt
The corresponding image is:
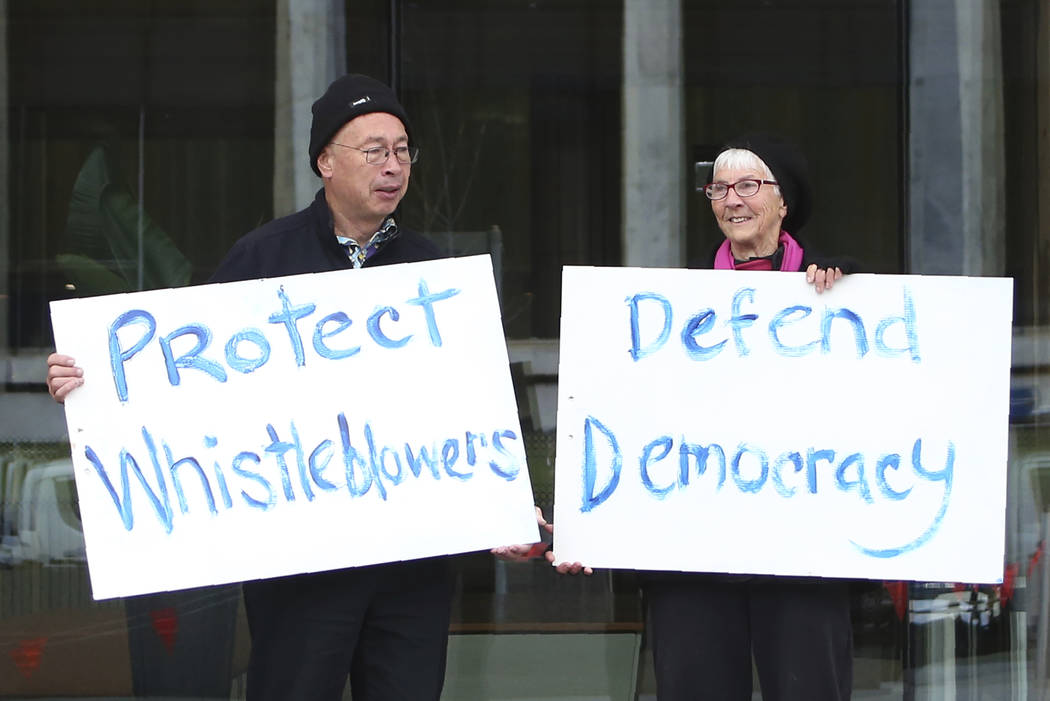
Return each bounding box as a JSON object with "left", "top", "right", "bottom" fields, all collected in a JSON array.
[{"left": 335, "top": 216, "right": 401, "bottom": 269}]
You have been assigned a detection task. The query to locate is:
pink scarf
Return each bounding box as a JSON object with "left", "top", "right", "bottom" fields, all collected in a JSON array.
[{"left": 713, "top": 231, "right": 805, "bottom": 272}]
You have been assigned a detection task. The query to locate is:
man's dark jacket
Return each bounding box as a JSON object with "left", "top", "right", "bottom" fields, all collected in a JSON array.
[{"left": 210, "top": 188, "right": 440, "bottom": 284}]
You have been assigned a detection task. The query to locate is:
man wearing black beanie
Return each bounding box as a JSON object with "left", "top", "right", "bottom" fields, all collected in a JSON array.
[
  {"left": 211, "top": 74, "right": 450, "bottom": 701},
  {"left": 43, "top": 72, "right": 567, "bottom": 700},
  {"left": 45, "top": 73, "right": 451, "bottom": 700},
  {"left": 211, "top": 73, "right": 437, "bottom": 281}
]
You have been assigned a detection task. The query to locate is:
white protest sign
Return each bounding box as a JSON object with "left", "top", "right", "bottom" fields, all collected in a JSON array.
[
  {"left": 50, "top": 255, "right": 538, "bottom": 599},
  {"left": 553, "top": 267, "right": 1013, "bottom": 583}
]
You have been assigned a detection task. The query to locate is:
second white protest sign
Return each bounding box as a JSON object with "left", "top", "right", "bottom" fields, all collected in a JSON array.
[{"left": 553, "top": 266, "right": 1012, "bottom": 584}]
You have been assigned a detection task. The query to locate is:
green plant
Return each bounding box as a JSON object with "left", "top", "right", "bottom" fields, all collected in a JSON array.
[{"left": 58, "top": 145, "right": 191, "bottom": 294}]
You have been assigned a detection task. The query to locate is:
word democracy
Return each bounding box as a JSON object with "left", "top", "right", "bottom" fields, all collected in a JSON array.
[
  {"left": 627, "top": 285, "right": 920, "bottom": 362},
  {"left": 579, "top": 415, "right": 954, "bottom": 557},
  {"left": 84, "top": 412, "right": 522, "bottom": 534},
  {"left": 108, "top": 278, "right": 460, "bottom": 402}
]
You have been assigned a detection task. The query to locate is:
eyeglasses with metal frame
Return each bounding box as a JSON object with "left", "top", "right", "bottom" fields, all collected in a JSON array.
[
  {"left": 330, "top": 142, "right": 420, "bottom": 165},
  {"left": 702, "top": 179, "right": 777, "bottom": 200}
]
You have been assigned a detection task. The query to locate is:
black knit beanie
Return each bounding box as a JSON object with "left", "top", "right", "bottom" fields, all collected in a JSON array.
[
  {"left": 718, "top": 133, "right": 813, "bottom": 235},
  {"left": 308, "top": 74, "right": 413, "bottom": 177}
]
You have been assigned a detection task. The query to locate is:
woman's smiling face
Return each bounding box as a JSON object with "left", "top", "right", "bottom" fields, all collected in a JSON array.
[{"left": 710, "top": 159, "right": 787, "bottom": 260}]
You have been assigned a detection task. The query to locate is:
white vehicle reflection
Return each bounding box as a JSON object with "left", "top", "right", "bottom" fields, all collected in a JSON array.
[{"left": 0, "top": 458, "right": 85, "bottom": 565}]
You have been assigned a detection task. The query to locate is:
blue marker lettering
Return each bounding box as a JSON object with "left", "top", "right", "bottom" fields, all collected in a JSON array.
[
  {"left": 404, "top": 444, "right": 442, "bottom": 480},
  {"left": 363, "top": 423, "right": 391, "bottom": 497},
  {"left": 312, "top": 312, "right": 361, "bottom": 360},
  {"left": 851, "top": 439, "right": 954, "bottom": 558},
  {"left": 108, "top": 310, "right": 157, "bottom": 402},
  {"left": 627, "top": 293, "right": 672, "bottom": 361},
  {"left": 581, "top": 415, "right": 621, "bottom": 512},
  {"left": 681, "top": 310, "right": 726, "bottom": 360},
  {"left": 875, "top": 453, "right": 911, "bottom": 500},
  {"left": 160, "top": 325, "right": 227, "bottom": 386},
  {"left": 912, "top": 438, "right": 954, "bottom": 485},
  {"left": 308, "top": 439, "right": 339, "bottom": 491},
  {"left": 836, "top": 453, "right": 873, "bottom": 503},
  {"left": 225, "top": 329, "right": 271, "bottom": 374},
  {"left": 490, "top": 430, "right": 520, "bottom": 480},
  {"left": 205, "top": 436, "right": 233, "bottom": 509},
  {"left": 442, "top": 438, "right": 471, "bottom": 480},
  {"left": 231, "top": 451, "right": 275, "bottom": 510},
  {"left": 264, "top": 424, "right": 301, "bottom": 502},
  {"left": 772, "top": 451, "right": 804, "bottom": 497},
  {"left": 85, "top": 439, "right": 173, "bottom": 533},
  {"left": 367, "top": 306, "right": 411, "bottom": 348},
  {"left": 875, "top": 287, "right": 921, "bottom": 363},
  {"left": 163, "top": 443, "right": 216, "bottom": 515},
  {"left": 465, "top": 432, "right": 481, "bottom": 465},
  {"left": 731, "top": 443, "right": 768, "bottom": 493},
  {"left": 820, "top": 308, "right": 869, "bottom": 358},
  {"left": 268, "top": 286, "right": 316, "bottom": 366},
  {"left": 288, "top": 422, "right": 313, "bottom": 500},
  {"left": 380, "top": 445, "right": 404, "bottom": 484},
  {"left": 806, "top": 448, "right": 836, "bottom": 494},
  {"left": 768, "top": 306, "right": 818, "bottom": 358},
  {"left": 728, "top": 287, "right": 759, "bottom": 356},
  {"left": 678, "top": 441, "right": 726, "bottom": 489},
  {"left": 640, "top": 436, "right": 675, "bottom": 497},
  {"left": 337, "top": 413, "right": 372, "bottom": 497},
  {"left": 406, "top": 279, "right": 461, "bottom": 347}
]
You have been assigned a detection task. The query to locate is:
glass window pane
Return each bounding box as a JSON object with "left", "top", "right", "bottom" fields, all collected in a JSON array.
[
  {"left": 3, "top": 2, "right": 273, "bottom": 697},
  {"left": 3, "top": 1, "right": 1050, "bottom": 698}
]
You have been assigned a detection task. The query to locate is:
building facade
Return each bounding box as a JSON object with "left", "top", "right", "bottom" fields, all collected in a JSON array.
[{"left": 2, "top": 0, "right": 1048, "bottom": 697}]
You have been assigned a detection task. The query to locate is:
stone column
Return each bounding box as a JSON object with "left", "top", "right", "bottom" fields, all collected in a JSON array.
[
  {"left": 1038, "top": 0, "right": 1050, "bottom": 324},
  {"left": 622, "top": 0, "right": 684, "bottom": 268},
  {"left": 273, "top": 0, "right": 346, "bottom": 216},
  {"left": 0, "top": 0, "right": 8, "bottom": 351},
  {"left": 909, "top": 0, "right": 1005, "bottom": 275}
]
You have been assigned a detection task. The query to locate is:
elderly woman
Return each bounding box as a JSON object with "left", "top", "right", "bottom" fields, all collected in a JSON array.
[{"left": 642, "top": 134, "right": 856, "bottom": 701}]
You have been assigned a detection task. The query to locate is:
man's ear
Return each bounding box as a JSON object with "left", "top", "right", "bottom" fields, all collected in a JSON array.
[{"left": 316, "top": 148, "right": 334, "bottom": 178}]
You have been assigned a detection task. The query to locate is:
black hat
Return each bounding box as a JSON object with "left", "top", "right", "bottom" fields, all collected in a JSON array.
[
  {"left": 308, "top": 74, "right": 413, "bottom": 177},
  {"left": 718, "top": 133, "right": 813, "bottom": 234}
]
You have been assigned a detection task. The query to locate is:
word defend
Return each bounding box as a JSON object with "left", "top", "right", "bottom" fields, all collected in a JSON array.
[
  {"left": 554, "top": 267, "right": 1013, "bottom": 584},
  {"left": 50, "top": 255, "right": 539, "bottom": 599}
]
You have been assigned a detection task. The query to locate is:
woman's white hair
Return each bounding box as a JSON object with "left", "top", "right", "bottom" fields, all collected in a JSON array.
[{"left": 711, "top": 148, "right": 781, "bottom": 197}]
